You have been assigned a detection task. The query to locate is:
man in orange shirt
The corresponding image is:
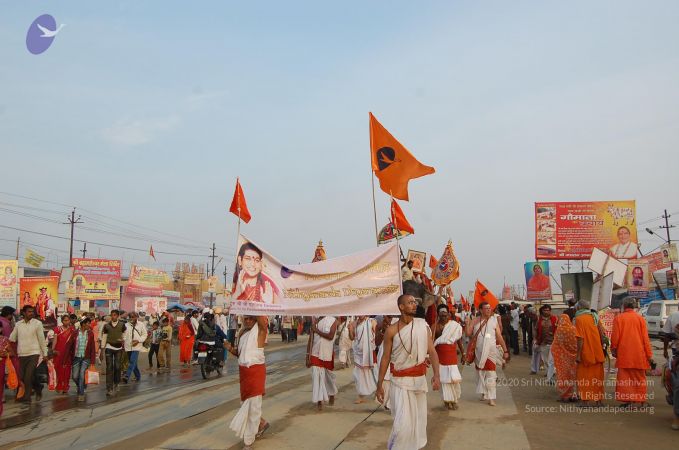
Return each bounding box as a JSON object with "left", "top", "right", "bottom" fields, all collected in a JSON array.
[{"left": 610, "top": 297, "right": 653, "bottom": 406}]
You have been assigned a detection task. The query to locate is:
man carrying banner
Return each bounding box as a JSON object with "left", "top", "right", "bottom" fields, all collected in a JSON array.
[
  {"left": 376, "top": 294, "right": 440, "bottom": 450},
  {"left": 308, "top": 315, "right": 338, "bottom": 410},
  {"left": 349, "top": 315, "right": 377, "bottom": 404},
  {"left": 227, "top": 316, "right": 269, "bottom": 450},
  {"left": 433, "top": 304, "right": 464, "bottom": 410},
  {"left": 465, "top": 301, "right": 509, "bottom": 406}
]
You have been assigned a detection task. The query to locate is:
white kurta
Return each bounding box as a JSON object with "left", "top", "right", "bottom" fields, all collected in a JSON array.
[
  {"left": 388, "top": 318, "right": 429, "bottom": 450},
  {"left": 352, "top": 318, "right": 377, "bottom": 396},
  {"left": 473, "top": 315, "right": 499, "bottom": 400},
  {"left": 311, "top": 316, "right": 337, "bottom": 403},
  {"left": 338, "top": 320, "right": 352, "bottom": 366},
  {"left": 230, "top": 323, "right": 265, "bottom": 446},
  {"left": 434, "top": 320, "right": 462, "bottom": 403}
]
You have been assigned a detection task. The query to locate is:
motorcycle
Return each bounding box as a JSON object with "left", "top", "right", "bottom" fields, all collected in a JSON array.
[{"left": 197, "top": 340, "right": 222, "bottom": 379}]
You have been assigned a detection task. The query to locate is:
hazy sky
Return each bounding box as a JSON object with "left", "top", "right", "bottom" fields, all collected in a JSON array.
[{"left": 1, "top": 1, "right": 678, "bottom": 296}]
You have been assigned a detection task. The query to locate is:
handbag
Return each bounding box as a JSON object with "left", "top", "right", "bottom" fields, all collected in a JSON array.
[
  {"left": 465, "top": 317, "right": 489, "bottom": 364},
  {"left": 5, "top": 358, "right": 18, "bottom": 389},
  {"left": 85, "top": 367, "right": 100, "bottom": 385}
]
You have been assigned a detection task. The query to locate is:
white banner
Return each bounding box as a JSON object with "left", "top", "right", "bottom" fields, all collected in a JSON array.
[{"left": 228, "top": 236, "right": 401, "bottom": 315}]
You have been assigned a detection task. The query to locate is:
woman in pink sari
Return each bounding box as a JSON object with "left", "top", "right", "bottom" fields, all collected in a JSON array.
[
  {"left": 551, "top": 313, "right": 578, "bottom": 402},
  {"left": 51, "top": 315, "right": 77, "bottom": 394}
]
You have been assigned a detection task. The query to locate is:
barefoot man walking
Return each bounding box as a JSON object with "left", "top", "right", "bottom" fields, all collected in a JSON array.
[{"left": 376, "top": 295, "right": 441, "bottom": 450}]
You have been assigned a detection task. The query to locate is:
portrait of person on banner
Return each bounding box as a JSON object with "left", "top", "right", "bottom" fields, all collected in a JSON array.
[
  {"left": 406, "top": 250, "right": 426, "bottom": 273},
  {"left": 609, "top": 226, "right": 638, "bottom": 259},
  {"left": 1, "top": 265, "right": 16, "bottom": 287},
  {"left": 21, "top": 291, "right": 33, "bottom": 309},
  {"left": 527, "top": 264, "right": 550, "bottom": 291},
  {"left": 626, "top": 263, "right": 648, "bottom": 291},
  {"left": 233, "top": 242, "right": 280, "bottom": 304}
]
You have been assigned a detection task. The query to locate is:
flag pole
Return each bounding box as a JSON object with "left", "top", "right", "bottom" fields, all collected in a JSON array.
[
  {"left": 369, "top": 114, "right": 379, "bottom": 246},
  {"left": 390, "top": 192, "right": 402, "bottom": 262}
]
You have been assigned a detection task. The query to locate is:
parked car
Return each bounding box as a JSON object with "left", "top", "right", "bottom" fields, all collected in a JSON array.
[{"left": 645, "top": 300, "right": 679, "bottom": 337}]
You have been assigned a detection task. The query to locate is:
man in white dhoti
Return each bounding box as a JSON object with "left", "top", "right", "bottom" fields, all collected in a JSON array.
[
  {"left": 337, "top": 317, "right": 353, "bottom": 369},
  {"left": 432, "top": 304, "right": 465, "bottom": 410},
  {"left": 349, "top": 316, "right": 377, "bottom": 403},
  {"left": 307, "top": 315, "right": 338, "bottom": 410},
  {"left": 226, "top": 316, "right": 269, "bottom": 450},
  {"left": 465, "top": 301, "right": 509, "bottom": 406},
  {"left": 376, "top": 295, "right": 440, "bottom": 450}
]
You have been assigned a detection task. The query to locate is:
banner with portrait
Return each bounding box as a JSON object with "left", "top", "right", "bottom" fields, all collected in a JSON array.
[
  {"left": 636, "top": 251, "right": 670, "bottom": 273},
  {"left": 524, "top": 261, "right": 552, "bottom": 300},
  {"left": 535, "top": 201, "right": 637, "bottom": 260},
  {"left": 229, "top": 236, "right": 401, "bottom": 315},
  {"left": 69, "top": 258, "right": 121, "bottom": 300},
  {"left": 627, "top": 261, "right": 650, "bottom": 295},
  {"left": 19, "top": 276, "right": 59, "bottom": 323},
  {"left": 0, "top": 260, "right": 18, "bottom": 308},
  {"left": 661, "top": 243, "right": 679, "bottom": 264},
  {"left": 127, "top": 264, "right": 170, "bottom": 296},
  {"left": 134, "top": 296, "right": 167, "bottom": 316}
]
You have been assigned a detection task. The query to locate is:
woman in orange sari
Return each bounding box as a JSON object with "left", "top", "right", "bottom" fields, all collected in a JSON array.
[
  {"left": 178, "top": 313, "right": 195, "bottom": 367},
  {"left": 551, "top": 313, "right": 578, "bottom": 402},
  {"left": 51, "top": 315, "right": 77, "bottom": 394}
]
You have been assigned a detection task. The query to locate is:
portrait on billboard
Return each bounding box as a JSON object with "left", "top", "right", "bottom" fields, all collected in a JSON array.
[{"left": 233, "top": 241, "right": 281, "bottom": 304}]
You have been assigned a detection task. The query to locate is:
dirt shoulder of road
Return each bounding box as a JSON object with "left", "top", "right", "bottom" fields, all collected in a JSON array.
[{"left": 504, "top": 352, "right": 677, "bottom": 450}]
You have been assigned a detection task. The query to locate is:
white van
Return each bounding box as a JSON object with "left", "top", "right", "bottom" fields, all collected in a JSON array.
[{"left": 645, "top": 300, "right": 679, "bottom": 337}]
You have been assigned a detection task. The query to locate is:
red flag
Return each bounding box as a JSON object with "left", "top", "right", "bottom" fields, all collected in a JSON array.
[
  {"left": 474, "top": 280, "right": 499, "bottom": 310},
  {"left": 390, "top": 199, "right": 414, "bottom": 234},
  {"left": 460, "top": 294, "right": 470, "bottom": 311},
  {"left": 370, "top": 113, "right": 435, "bottom": 201},
  {"left": 149, "top": 245, "right": 156, "bottom": 261},
  {"left": 428, "top": 255, "right": 438, "bottom": 269},
  {"left": 229, "top": 178, "right": 252, "bottom": 223}
]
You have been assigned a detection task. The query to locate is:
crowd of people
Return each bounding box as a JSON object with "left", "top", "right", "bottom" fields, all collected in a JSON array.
[{"left": 1, "top": 292, "right": 678, "bottom": 448}]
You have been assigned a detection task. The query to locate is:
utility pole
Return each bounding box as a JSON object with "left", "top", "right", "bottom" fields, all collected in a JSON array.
[
  {"left": 661, "top": 209, "right": 675, "bottom": 270},
  {"left": 15, "top": 237, "right": 20, "bottom": 260},
  {"left": 81, "top": 242, "right": 87, "bottom": 258},
  {"left": 210, "top": 243, "right": 216, "bottom": 276},
  {"left": 64, "top": 208, "right": 83, "bottom": 266},
  {"left": 223, "top": 267, "right": 228, "bottom": 288}
]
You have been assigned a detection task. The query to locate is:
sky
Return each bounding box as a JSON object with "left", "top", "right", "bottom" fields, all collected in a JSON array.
[{"left": 1, "top": 1, "right": 678, "bottom": 296}]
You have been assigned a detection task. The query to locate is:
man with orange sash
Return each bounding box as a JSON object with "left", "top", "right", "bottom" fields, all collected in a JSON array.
[
  {"left": 227, "top": 315, "right": 269, "bottom": 450},
  {"left": 376, "top": 295, "right": 440, "bottom": 450},
  {"left": 433, "top": 304, "right": 464, "bottom": 410},
  {"left": 308, "top": 315, "right": 338, "bottom": 410},
  {"left": 611, "top": 297, "right": 653, "bottom": 406},
  {"left": 574, "top": 299, "right": 606, "bottom": 405}
]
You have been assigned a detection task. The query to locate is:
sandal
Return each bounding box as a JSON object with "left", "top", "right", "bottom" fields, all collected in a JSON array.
[{"left": 256, "top": 421, "right": 270, "bottom": 438}]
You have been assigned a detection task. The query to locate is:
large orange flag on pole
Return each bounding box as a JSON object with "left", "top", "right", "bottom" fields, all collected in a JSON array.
[
  {"left": 369, "top": 112, "right": 435, "bottom": 201},
  {"left": 390, "top": 199, "right": 414, "bottom": 234},
  {"left": 474, "top": 280, "right": 499, "bottom": 310},
  {"left": 229, "top": 178, "right": 251, "bottom": 224}
]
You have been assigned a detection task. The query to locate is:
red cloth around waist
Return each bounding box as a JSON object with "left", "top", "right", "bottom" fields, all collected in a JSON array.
[
  {"left": 239, "top": 364, "right": 266, "bottom": 401},
  {"left": 390, "top": 361, "right": 427, "bottom": 377},
  {"left": 435, "top": 343, "right": 458, "bottom": 365},
  {"left": 309, "top": 354, "right": 334, "bottom": 371}
]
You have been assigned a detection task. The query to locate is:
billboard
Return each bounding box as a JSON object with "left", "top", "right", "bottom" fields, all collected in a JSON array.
[
  {"left": 661, "top": 243, "right": 678, "bottom": 264},
  {"left": 626, "top": 261, "right": 650, "bottom": 295},
  {"left": 229, "top": 235, "right": 401, "bottom": 316},
  {"left": 69, "top": 258, "right": 121, "bottom": 300},
  {"left": 561, "top": 272, "right": 594, "bottom": 303},
  {"left": 127, "top": 264, "right": 169, "bottom": 296},
  {"left": 134, "top": 296, "right": 167, "bottom": 316},
  {"left": 535, "top": 201, "right": 637, "bottom": 260},
  {"left": 524, "top": 261, "right": 552, "bottom": 300},
  {"left": 19, "top": 276, "right": 59, "bottom": 323},
  {"left": 0, "top": 260, "right": 18, "bottom": 309}
]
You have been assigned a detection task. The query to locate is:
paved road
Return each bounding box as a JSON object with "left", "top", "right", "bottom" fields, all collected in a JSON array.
[{"left": 1, "top": 338, "right": 676, "bottom": 450}]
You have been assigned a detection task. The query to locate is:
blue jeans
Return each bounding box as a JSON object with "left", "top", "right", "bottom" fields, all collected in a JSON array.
[
  {"left": 125, "top": 351, "right": 141, "bottom": 381},
  {"left": 71, "top": 357, "right": 90, "bottom": 395}
]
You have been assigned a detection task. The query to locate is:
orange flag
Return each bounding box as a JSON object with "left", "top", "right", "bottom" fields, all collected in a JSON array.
[
  {"left": 370, "top": 113, "right": 435, "bottom": 201},
  {"left": 229, "top": 178, "right": 251, "bottom": 223},
  {"left": 460, "top": 294, "right": 470, "bottom": 311},
  {"left": 474, "top": 280, "right": 499, "bottom": 310},
  {"left": 428, "top": 255, "right": 438, "bottom": 269},
  {"left": 390, "top": 199, "right": 414, "bottom": 234},
  {"left": 149, "top": 245, "right": 156, "bottom": 261}
]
